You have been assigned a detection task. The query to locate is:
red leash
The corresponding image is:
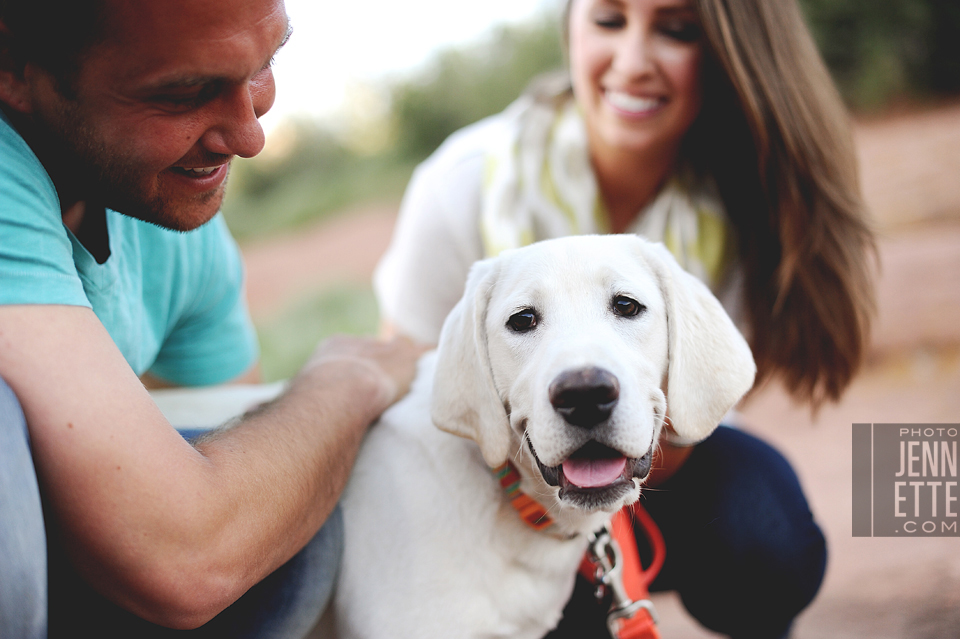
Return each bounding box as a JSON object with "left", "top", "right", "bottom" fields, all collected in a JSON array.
[{"left": 579, "top": 502, "right": 665, "bottom": 639}]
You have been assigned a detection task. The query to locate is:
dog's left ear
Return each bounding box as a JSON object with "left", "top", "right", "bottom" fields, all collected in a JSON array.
[
  {"left": 639, "top": 240, "right": 756, "bottom": 443},
  {"left": 431, "top": 257, "right": 512, "bottom": 467}
]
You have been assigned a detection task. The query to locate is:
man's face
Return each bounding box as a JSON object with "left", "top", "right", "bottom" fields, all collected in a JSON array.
[{"left": 24, "top": 0, "right": 289, "bottom": 231}]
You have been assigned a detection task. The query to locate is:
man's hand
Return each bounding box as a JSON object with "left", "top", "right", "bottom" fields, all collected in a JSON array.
[{"left": 299, "top": 335, "right": 427, "bottom": 409}]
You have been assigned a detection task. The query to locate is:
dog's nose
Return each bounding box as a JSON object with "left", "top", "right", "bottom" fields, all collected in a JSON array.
[{"left": 549, "top": 367, "right": 620, "bottom": 428}]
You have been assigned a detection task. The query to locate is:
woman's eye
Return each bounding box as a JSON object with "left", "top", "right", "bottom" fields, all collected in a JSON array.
[
  {"left": 612, "top": 296, "right": 645, "bottom": 318},
  {"left": 658, "top": 19, "right": 700, "bottom": 43},
  {"left": 507, "top": 310, "right": 539, "bottom": 332},
  {"left": 592, "top": 11, "right": 626, "bottom": 29}
]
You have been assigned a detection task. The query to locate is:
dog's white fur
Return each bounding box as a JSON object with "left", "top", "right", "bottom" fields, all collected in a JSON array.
[{"left": 327, "top": 235, "right": 755, "bottom": 638}]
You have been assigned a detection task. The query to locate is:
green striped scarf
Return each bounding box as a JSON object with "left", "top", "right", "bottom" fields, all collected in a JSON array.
[{"left": 480, "top": 93, "right": 734, "bottom": 291}]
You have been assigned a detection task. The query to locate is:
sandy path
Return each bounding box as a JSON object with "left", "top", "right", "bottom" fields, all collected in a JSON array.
[
  {"left": 243, "top": 103, "right": 960, "bottom": 638},
  {"left": 242, "top": 203, "right": 398, "bottom": 322}
]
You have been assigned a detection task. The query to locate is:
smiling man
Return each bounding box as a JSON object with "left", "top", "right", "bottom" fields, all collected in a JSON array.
[{"left": 0, "top": 0, "right": 422, "bottom": 636}]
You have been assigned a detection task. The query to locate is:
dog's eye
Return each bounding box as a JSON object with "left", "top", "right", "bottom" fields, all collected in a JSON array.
[
  {"left": 507, "top": 309, "right": 539, "bottom": 332},
  {"left": 612, "top": 296, "right": 645, "bottom": 318}
]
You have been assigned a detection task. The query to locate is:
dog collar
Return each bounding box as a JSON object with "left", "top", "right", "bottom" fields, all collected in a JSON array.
[{"left": 493, "top": 460, "right": 557, "bottom": 532}]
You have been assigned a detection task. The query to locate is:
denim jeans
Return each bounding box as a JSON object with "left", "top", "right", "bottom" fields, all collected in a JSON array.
[
  {"left": 547, "top": 426, "right": 827, "bottom": 639},
  {"left": 0, "top": 378, "right": 47, "bottom": 639},
  {"left": 0, "top": 376, "right": 342, "bottom": 639}
]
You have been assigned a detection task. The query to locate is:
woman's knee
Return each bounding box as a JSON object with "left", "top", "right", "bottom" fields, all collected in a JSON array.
[{"left": 648, "top": 426, "right": 827, "bottom": 637}]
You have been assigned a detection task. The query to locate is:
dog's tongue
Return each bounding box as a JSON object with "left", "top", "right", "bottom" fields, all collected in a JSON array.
[{"left": 561, "top": 456, "right": 627, "bottom": 488}]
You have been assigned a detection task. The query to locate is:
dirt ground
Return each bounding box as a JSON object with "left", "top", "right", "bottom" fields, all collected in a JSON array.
[{"left": 242, "top": 103, "right": 960, "bottom": 638}]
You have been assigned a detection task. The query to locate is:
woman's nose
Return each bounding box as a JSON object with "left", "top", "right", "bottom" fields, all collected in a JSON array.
[{"left": 612, "top": 26, "right": 656, "bottom": 79}]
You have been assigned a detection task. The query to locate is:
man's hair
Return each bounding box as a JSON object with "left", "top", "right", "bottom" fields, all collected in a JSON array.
[{"left": 0, "top": 0, "right": 104, "bottom": 89}]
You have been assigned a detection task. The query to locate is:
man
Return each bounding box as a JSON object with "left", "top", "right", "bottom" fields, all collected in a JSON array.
[{"left": 0, "top": 0, "right": 422, "bottom": 636}]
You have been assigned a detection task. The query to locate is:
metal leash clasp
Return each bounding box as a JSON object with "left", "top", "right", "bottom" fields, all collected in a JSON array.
[{"left": 585, "top": 522, "right": 660, "bottom": 638}]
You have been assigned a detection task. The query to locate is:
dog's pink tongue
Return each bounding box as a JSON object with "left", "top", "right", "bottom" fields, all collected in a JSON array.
[{"left": 561, "top": 457, "right": 627, "bottom": 488}]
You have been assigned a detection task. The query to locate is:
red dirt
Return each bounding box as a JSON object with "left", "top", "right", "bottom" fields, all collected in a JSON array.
[{"left": 244, "top": 103, "right": 960, "bottom": 638}]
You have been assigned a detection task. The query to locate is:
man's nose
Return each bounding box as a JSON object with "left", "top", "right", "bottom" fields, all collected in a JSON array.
[{"left": 200, "top": 72, "right": 275, "bottom": 159}]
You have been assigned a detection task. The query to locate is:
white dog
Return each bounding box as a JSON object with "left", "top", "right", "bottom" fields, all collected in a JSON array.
[{"left": 326, "top": 234, "right": 756, "bottom": 638}]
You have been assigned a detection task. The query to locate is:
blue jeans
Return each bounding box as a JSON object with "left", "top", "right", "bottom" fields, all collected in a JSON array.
[
  {"left": 547, "top": 426, "right": 827, "bottom": 639},
  {"left": 0, "top": 378, "right": 46, "bottom": 639},
  {"left": 0, "top": 377, "right": 342, "bottom": 639}
]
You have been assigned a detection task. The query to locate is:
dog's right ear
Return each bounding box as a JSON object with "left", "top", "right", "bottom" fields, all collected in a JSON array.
[
  {"left": 431, "top": 257, "right": 512, "bottom": 468},
  {"left": 639, "top": 240, "right": 756, "bottom": 444}
]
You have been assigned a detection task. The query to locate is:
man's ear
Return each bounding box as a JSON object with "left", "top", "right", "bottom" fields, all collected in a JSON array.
[{"left": 0, "top": 19, "right": 35, "bottom": 114}]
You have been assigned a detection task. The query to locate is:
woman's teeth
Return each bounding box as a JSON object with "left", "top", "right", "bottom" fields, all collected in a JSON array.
[{"left": 606, "top": 91, "right": 661, "bottom": 114}]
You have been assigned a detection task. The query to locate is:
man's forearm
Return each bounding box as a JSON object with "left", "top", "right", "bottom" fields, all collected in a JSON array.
[
  {"left": 1, "top": 304, "right": 421, "bottom": 629},
  {"left": 107, "top": 358, "right": 391, "bottom": 628}
]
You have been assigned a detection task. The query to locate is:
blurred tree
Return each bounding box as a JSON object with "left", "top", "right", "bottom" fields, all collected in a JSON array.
[
  {"left": 390, "top": 12, "right": 565, "bottom": 159},
  {"left": 925, "top": 0, "right": 960, "bottom": 95},
  {"left": 800, "top": 0, "right": 960, "bottom": 109}
]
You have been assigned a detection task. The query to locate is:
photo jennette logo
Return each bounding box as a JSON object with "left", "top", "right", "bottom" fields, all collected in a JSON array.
[{"left": 853, "top": 423, "right": 960, "bottom": 537}]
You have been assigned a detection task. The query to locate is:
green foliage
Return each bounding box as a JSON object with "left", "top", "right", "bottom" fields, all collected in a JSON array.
[
  {"left": 390, "top": 13, "right": 565, "bottom": 160},
  {"left": 256, "top": 286, "right": 379, "bottom": 382},
  {"left": 800, "top": 0, "right": 960, "bottom": 110}
]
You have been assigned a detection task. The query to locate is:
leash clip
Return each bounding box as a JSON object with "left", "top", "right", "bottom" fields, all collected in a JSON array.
[{"left": 586, "top": 522, "right": 660, "bottom": 638}]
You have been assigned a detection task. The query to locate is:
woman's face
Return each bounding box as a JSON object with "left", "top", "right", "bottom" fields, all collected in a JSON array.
[{"left": 568, "top": 0, "right": 704, "bottom": 162}]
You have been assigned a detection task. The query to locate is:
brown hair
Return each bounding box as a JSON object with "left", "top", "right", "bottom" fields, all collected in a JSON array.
[
  {"left": 0, "top": 0, "right": 104, "bottom": 93},
  {"left": 690, "top": 0, "right": 876, "bottom": 406},
  {"left": 562, "top": 0, "right": 877, "bottom": 406}
]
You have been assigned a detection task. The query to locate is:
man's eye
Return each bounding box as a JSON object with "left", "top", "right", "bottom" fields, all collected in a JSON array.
[
  {"left": 507, "top": 309, "right": 539, "bottom": 333},
  {"left": 155, "top": 94, "right": 203, "bottom": 108},
  {"left": 612, "top": 295, "right": 645, "bottom": 318},
  {"left": 150, "top": 83, "right": 221, "bottom": 111}
]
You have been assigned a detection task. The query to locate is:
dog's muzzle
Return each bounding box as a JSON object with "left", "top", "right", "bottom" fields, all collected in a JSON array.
[{"left": 530, "top": 439, "right": 653, "bottom": 510}]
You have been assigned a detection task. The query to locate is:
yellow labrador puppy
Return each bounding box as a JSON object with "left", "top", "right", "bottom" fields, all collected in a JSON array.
[{"left": 327, "top": 235, "right": 755, "bottom": 638}]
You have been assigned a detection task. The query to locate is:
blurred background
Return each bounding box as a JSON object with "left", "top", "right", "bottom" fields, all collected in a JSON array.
[
  {"left": 225, "top": 0, "right": 960, "bottom": 380},
  {"left": 226, "top": 1, "right": 960, "bottom": 636}
]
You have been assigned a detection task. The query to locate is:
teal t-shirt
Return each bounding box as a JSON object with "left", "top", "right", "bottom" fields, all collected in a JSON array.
[{"left": 0, "top": 110, "right": 258, "bottom": 386}]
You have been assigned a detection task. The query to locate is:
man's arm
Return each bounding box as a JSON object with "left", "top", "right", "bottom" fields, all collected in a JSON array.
[{"left": 0, "top": 303, "right": 422, "bottom": 629}]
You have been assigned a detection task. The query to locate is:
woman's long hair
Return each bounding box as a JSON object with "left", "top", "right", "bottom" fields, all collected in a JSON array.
[{"left": 688, "top": 0, "right": 876, "bottom": 406}]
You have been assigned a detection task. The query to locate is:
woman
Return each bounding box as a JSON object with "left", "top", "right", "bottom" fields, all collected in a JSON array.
[{"left": 375, "top": 0, "right": 875, "bottom": 636}]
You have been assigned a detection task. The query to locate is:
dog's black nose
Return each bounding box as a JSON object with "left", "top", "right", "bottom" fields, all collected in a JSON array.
[{"left": 549, "top": 367, "right": 620, "bottom": 428}]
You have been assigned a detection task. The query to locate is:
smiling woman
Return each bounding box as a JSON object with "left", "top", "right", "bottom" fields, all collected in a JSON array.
[{"left": 568, "top": 0, "right": 705, "bottom": 230}]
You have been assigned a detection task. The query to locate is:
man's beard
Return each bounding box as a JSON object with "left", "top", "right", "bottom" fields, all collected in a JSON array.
[{"left": 33, "top": 100, "right": 227, "bottom": 233}]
